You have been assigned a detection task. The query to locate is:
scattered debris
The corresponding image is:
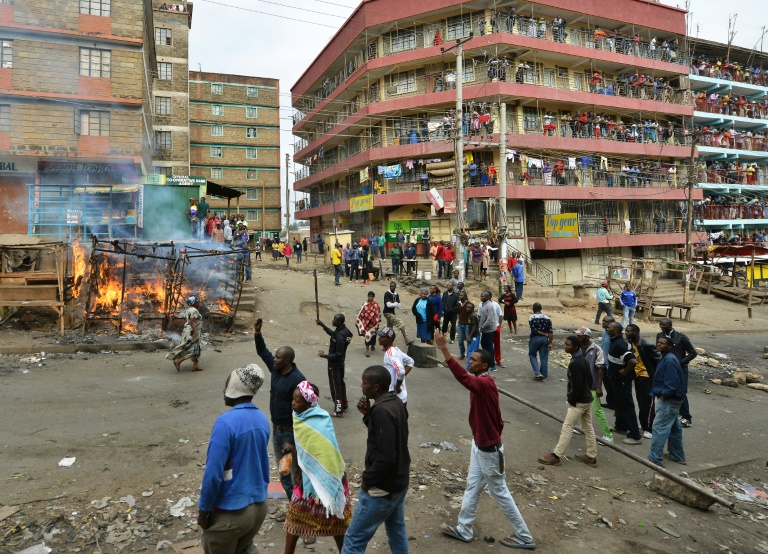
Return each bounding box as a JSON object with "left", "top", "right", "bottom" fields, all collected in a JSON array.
[
  {"left": 170, "top": 497, "right": 195, "bottom": 518},
  {"left": 57, "top": 457, "right": 76, "bottom": 468},
  {"left": 655, "top": 523, "right": 681, "bottom": 538},
  {"left": 419, "top": 441, "right": 459, "bottom": 452}
]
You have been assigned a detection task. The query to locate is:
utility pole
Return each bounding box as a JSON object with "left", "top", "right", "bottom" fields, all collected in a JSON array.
[
  {"left": 685, "top": 133, "right": 697, "bottom": 262},
  {"left": 284, "top": 152, "right": 290, "bottom": 238},
  {"left": 441, "top": 34, "right": 473, "bottom": 279},
  {"left": 499, "top": 102, "right": 508, "bottom": 288}
]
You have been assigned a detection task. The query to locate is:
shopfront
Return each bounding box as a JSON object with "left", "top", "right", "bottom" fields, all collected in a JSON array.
[{"left": 0, "top": 156, "right": 38, "bottom": 235}]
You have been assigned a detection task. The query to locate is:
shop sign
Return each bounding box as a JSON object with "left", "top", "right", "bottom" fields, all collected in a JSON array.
[
  {"left": 426, "top": 188, "right": 444, "bottom": 211},
  {"left": 166, "top": 175, "right": 207, "bottom": 187},
  {"left": 0, "top": 157, "right": 40, "bottom": 174},
  {"left": 349, "top": 194, "right": 374, "bottom": 213},
  {"left": 388, "top": 204, "right": 430, "bottom": 221},
  {"left": 544, "top": 213, "right": 579, "bottom": 238},
  {"left": 143, "top": 174, "right": 167, "bottom": 185}
]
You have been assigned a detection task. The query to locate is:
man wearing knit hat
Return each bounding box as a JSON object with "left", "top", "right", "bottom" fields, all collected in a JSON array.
[{"left": 198, "top": 364, "right": 270, "bottom": 554}]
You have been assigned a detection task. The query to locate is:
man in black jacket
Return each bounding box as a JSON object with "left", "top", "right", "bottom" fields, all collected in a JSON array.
[
  {"left": 343, "top": 366, "right": 410, "bottom": 554},
  {"left": 606, "top": 322, "right": 642, "bottom": 445},
  {"left": 441, "top": 282, "right": 459, "bottom": 343},
  {"left": 625, "top": 324, "right": 661, "bottom": 439},
  {"left": 253, "top": 318, "right": 305, "bottom": 499},
  {"left": 383, "top": 281, "right": 412, "bottom": 344},
  {"left": 317, "top": 314, "right": 353, "bottom": 416},
  {"left": 539, "top": 336, "right": 598, "bottom": 467},
  {"left": 657, "top": 318, "right": 697, "bottom": 427}
]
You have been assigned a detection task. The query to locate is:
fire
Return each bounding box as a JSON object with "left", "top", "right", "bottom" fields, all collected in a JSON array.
[
  {"left": 71, "top": 240, "right": 87, "bottom": 299},
  {"left": 215, "top": 299, "right": 233, "bottom": 314}
]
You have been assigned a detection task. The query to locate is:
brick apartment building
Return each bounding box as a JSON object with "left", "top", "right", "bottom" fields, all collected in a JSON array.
[
  {"left": 0, "top": 0, "right": 158, "bottom": 238},
  {"left": 291, "top": 0, "right": 708, "bottom": 283},
  {"left": 189, "top": 71, "right": 281, "bottom": 237}
]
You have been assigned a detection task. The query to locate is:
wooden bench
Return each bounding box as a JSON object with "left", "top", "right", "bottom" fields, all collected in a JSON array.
[{"left": 650, "top": 304, "right": 673, "bottom": 318}]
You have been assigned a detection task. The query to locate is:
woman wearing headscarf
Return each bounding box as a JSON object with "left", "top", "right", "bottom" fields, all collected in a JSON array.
[
  {"left": 355, "top": 291, "right": 381, "bottom": 357},
  {"left": 412, "top": 287, "right": 436, "bottom": 344},
  {"left": 166, "top": 295, "right": 203, "bottom": 372},
  {"left": 283, "top": 381, "right": 350, "bottom": 553}
]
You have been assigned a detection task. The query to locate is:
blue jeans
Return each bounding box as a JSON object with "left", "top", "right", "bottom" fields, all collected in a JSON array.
[
  {"left": 379, "top": 245, "right": 385, "bottom": 259},
  {"left": 437, "top": 259, "right": 445, "bottom": 278},
  {"left": 528, "top": 335, "right": 549, "bottom": 378},
  {"left": 457, "top": 323, "right": 470, "bottom": 356},
  {"left": 515, "top": 281, "right": 524, "bottom": 299},
  {"left": 621, "top": 306, "right": 636, "bottom": 327},
  {"left": 272, "top": 427, "right": 295, "bottom": 498},
  {"left": 594, "top": 302, "right": 612, "bottom": 324},
  {"left": 648, "top": 398, "right": 685, "bottom": 466},
  {"left": 334, "top": 264, "right": 343, "bottom": 284},
  {"left": 341, "top": 488, "right": 408, "bottom": 554}
]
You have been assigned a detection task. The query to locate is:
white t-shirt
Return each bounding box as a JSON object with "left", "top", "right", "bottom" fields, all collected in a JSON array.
[{"left": 383, "top": 346, "right": 414, "bottom": 403}]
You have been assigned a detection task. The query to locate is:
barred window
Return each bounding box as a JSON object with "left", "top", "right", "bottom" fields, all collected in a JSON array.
[
  {"left": 211, "top": 167, "right": 224, "bottom": 179},
  {"left": 447, "top": 14, "right": 472, "bottom": 40},
  {"left": 246, "top": 127, "right": 258, "bottom": 138},
  {"left": 79, "top": 0, "right": 110, "bottom": 16},
  {"left": 157, "top": 62, "right": 172, "bottom": 80},
  {"left": 389, "top": 29, "right": 415, "bottom": 53},
  {"left": 0, "top": 40, "right": 12, "bottom": 69},
  {"left": 0, "top": 105, "right": 10, "bottom": 132},
  {"left": 245, "top": 209, "right": 259, "bottom": 221},
  {"left": 246, "top": 106, "right": 258, "bottom": 118},
  {"left": 153, "top": 166, "right": 174, "bottom": 176},
  {"left": 246, "top": 170, "right": 259, "bottom": 180},
  {"left": 212, "top": 104, "right": 224, "bottom": 116},
  {"left": 389, "top": 71, "right": 416, "bottom": 94},
  {"left": 211, "top": 83, "right": 224, "bottom": 95},
  {"left": 246, "top": 86, "right": 259, "bottom": 97},
  {"left": 246, "top": 188, "right": 259, "bottom": 200},
  {"left": 155, "top": 27, "right": 172, "bottom": 46},
  {"left": 245, "top": 147, "right": 258, "bottom": 159},
  {"left": 211, "top": 124, "right": 224, "bottom": 136},
  {"left": 210, "top": 146, "right": 223, "bottom": 158},
  {"left": 155, "top": 96, "right": 171, "bottom": 115},
  {"left": 80, "top": 48, "right": 111, "bottom": 78},
  {"left": 155, "top": 130, "right": 172, "bottom": 149},
  {"left": 76, "top": 110, "right": 110, "bottom": 136}
]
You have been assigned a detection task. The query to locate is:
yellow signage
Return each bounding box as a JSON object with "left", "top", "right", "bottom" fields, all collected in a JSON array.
[
  {"left": 350, "top": 194, "right": 374, "bottom": 213},
  {"left": 544, "top": 213, "right": 579, "bottom": 238}
]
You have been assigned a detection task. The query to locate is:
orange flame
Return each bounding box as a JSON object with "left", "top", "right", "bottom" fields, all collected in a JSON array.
[
  {"left": 71, "top": 240, "right": 87, "bottom": 299},
  {"left": 215, "top": 299, "right": 232, "bottom": 314}
]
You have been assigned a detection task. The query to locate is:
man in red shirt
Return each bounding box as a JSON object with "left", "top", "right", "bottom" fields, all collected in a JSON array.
[
  {"left": 435, "top": 241, "right": 446, "bottom": 279},
  {"left": 435, "top": 330, "right": 536, "bottom": 550},
  {"left": 442, "top": 244, "right": 456, "bottom": 277}
]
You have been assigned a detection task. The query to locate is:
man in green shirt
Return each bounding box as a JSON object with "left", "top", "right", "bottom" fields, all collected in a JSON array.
[
  {"left": 197, "top": 196, "right": 210, "bottom": 239},
  {"left": 389, "top": 243, "right": 402, "bottom": 276}
]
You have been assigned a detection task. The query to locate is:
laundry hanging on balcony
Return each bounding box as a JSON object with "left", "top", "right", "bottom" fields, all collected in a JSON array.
[
  {"left": 382, "top": 164, "right": 402, "bottom": 179},
  {"left": 360, "top": 167, "right": 370, "bottom": 183}
]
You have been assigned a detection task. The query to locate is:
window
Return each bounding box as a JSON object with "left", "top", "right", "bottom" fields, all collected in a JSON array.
[
  {"left": 157, "top": 62, "right": 172, "bottom": 80},
  {"left": 389, "top": 71, "right": 416, "bottom": 94},
  {"left": 389, "top": 29, "right": 415, "bottom": 53},
  {"left": 79, "top": 0, "right": 110, "bottom": 16},
  {"left": 210, "top": 146, "right": 223, "bottom": 158},
  {"left": 153, "top": 166, "right": 174, "bottom": 176},
  {"left": 246, "top": 188, "right": 259, "bottom": 200},
  {"left": 212, "top": 104, "right": 224, "bottom": 116},
  {"left": 462, "top": 63, "right": 475, "bottom": 82},
  {"left": 211, "top": 124, "right": 224, "bottom": 136},
  {"left": 245, "top": 147, "right": 258, "bottom": 159},
  {"left": 155, "top": 96, "right": 171, "bottom": 115},
  {"left": 246, "top": 169, "right": 259, "bottom": 180},
  {"left": 75, "top": 110, "right": 110, "bottom": 136},
  {"left": 79, "top": 48, "right": 111, "bottom": 78},
  {"left": 211, "top": 83, "right": 223, "bottom": 95},
  {"left": 246, "top": 106, "right": 258, "bottom": 118},
  {"left": 154, "top": 28, "right": 171, "bottom": 47},
  {"left": 246, "top": 127, "right": 258, "bottom": 138},
  {"left": 447, "top": 14, "right": 472, "bottom": 40},
  {"left": 0, "top": 40, "right": 12, "bottom": 69},
  {"left": 246, "top": 86, "right": 259, "bottom": 98},
  {"left": 523, "top": 107, "right": 541, "bottom": 131},
  {"left": 0, "top": 104, "right": 9, "bottom": 132},
  {"left": 211, "top": 167, "right": 224, "bottom": 179},
  {"left": 245, "top": 210, "right": 259, "bottom": 221},
  {"left": 155, "top": 130, "right": 172, "bottom": 149}
]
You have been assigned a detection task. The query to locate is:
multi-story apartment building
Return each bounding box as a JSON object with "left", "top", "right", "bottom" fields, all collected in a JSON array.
[
  {"left": 189, "top": 71, "right": 281, "bottom": 237},
  {"left": 689, "top": 39, "right": 768, "bottom": 240},
  {"left": 0, "top": 0, "right": 157, "bottom": 238},
  {"left": 151, "top": 0, "right": 191, "bottom": 176},
  {"left": 291, "top": 0, "right": 707, "bottom": 283}
]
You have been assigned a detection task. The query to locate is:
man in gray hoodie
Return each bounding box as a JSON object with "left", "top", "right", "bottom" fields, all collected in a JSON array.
[{"left": 478, "top": 291, "right": 498, "bottom": 372}]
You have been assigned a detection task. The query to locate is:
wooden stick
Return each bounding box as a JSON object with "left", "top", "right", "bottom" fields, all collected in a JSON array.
[{"left": 314, "top": 269, "right": 320, "bottom": 320}]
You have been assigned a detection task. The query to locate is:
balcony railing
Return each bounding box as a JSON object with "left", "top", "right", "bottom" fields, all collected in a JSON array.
[
  {"left": 697, "top": 166, "right": 767, "bottom": 185},
  {"left": 697, "top": 204, "right": 768, "bottom": 221},
  {"left": 696, "top": 131, "right": 768, "bottom": 153},
  {"left": 691, "top": 62, "right": 768, "bottom": 87},
  {"left": 293, "top": 13, "right": 689, "bottom": 124},
  {"left": 528, "top": 216, "right": 688, "bottom": 238},
  {"left": 694, "top": 98, "right": 768, "bottom": 120}
]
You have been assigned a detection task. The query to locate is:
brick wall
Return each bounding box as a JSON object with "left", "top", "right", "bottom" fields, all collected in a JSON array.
[
  {"left": 190, "top": 145, "right": 280, "bottom": 167},
  {"left": 153, "top": 129, "right": 190, "bottom": 162},
  {"left": 12, "top": 41, "right": 79, "bottom": 95},
  {"left": 189, "top": 82, "right": 279, "bottom": 108},
  {"left": 189, "top": 123, "right": 279, "bottom": 147},
  {"left": 191, "top": 166, "right": 280, "bottom": 189},
  {"left": 189, "top": 103, "right": 279, "bottom": 126},
  {"left": 0, "top": 68, "right": 11, "bottom": 90},
  {"left": 77, "top": 135, "right": 110, "bottom": 156},
  {"left": 111, "top": 49, "right": 144, "bottom": 99},
  {"left": 78, "top": 76, "right": 112, "bottom": 97},
  {"left": 78, "top": 13, "right": 112, "bottom": 35},
  {"left": 13, "top": 0, "right": 79, "bottom": 31},
  {"left": 110, "top": 0, "right": 145, "bottom": 38},
  {"left": 13, "top": 0, "right": 144, "bottom": 38},
  {"left": 152, "top": 94, "right": 189, "bottom": 126}
]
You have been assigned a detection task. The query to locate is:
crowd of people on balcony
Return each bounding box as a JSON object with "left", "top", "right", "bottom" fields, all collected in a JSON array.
[
  {"left": 697, "top": 195, "right": 768, "bottom": 221},
  {"left": 695, "top": 126, "right": 768, "bottom": 152},
  {"left": 690, "top": 56, "right": 768, "bottom": 86},
  {"left": 515, "top": 158, "right": 682, "bottom": 189},
  {"left": 546, "top": 112, "right": 683, "bottom": 144},
  {"left": 698, "top": 161, "right": 767, "bottom": 185},
  {"left": 709, "top": 230, "right": 768, "bottom": 244},
  {"left": 694, "top": 92, "right": 768, "bottom": 120}
]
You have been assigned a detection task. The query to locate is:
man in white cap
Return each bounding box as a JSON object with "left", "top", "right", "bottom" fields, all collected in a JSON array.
[{"left": 198, "top": 364, "right": 270, "bottom": 553}]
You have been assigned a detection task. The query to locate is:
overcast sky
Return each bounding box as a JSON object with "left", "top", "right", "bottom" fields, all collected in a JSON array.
[{"left": 187, "top": 0, "right": 767, "bottom": 220}]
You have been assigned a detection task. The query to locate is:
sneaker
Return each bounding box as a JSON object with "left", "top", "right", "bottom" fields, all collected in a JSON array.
[
  {"left": 643, "top": 431, "right": 653, "bottom": 439},
  {"left": 538, "top": 452, "right": 561, "bottom": 466},
  {"left": 497, "top": 364, "right": 506, "bottom": 368},
  {"left": 600, "top": 435, "right": 614, "bottom": 443},
  {"left": 622, "top": 437, "right": 642, "bottom": 445},
  {"left": 449, "top": 340, "right": 454, "bottom": 344},
  {"left": 490, "top": 367, "right": 498, "bottom": 372},
  {"left": 680, "top": 418, "right": 692, "bottom": 428},
  {"left": 575, "top": 454, "right": 597, "bottom": 467}
]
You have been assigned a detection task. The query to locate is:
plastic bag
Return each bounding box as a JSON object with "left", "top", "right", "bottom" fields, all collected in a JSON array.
[{"left": 279, "top": 453, "right": 292, "bottom": 476}]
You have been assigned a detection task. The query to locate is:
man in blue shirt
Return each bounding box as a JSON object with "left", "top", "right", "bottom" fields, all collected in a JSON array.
[
  {"left": 648, "top": 336, "right": 686, "bottom": 467},
  {"left": 198, "top": 364, "right": 270, "bottom": 553},
  {"left": 594, "top": 282, "right": 614, "bottom": 324},
  {"left": 511, "top": 260, "right": 525, "bottom": 301},
  {"left": 620, "top": 283, "right": 637, "bottom": 327}
]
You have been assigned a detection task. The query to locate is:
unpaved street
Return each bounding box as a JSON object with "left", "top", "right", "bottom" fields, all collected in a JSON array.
[{"left": 1, "top": 261, "right": 768, "bottom": 553}]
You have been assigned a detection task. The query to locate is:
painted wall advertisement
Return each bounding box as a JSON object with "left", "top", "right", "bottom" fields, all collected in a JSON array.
[
  {"left": 349, "top": 194, "right": 374, "bottom": 213},
  {"left": 544, "top": 213, "right": 579, "bottom": 238}
]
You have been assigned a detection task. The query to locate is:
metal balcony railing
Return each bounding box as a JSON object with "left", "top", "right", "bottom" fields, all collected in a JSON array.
[
  {"left": 697, "top": 205, "right": 768, "bottom": 220},
  {"left": 691, "top": 63, "right": 768, "bottom": 86},
  {"left": 694, "top": 98, "right": 768, "bottom": 120},
  {"left": 696, "top": 131, "right": 768, "bottom": 153}
]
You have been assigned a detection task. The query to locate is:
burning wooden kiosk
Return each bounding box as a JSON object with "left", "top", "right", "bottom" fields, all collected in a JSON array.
[{"left": 79, "top": 239, "right": 247, "bottom": 334}]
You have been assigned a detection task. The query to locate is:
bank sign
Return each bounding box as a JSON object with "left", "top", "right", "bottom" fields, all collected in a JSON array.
[{"left": 544, "top": 213, "right": 580, "bottom": 238}]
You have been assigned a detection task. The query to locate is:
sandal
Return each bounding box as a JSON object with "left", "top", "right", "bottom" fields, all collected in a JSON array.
[
  {"left": 302, "top": 536, "right": 316, "bottom": 545},
  {"left": 500, "top": 535, "right": 536, "bottom": 549},
  {"left": 275, "top": 512, "right": 286, "bottom": 523},
  {"left": 441, "top": 524, "right": 471, "bottom": 543}
]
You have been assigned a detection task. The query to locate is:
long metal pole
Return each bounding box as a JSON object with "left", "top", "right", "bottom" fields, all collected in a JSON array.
[
  {"left": 499, "top": 103, "right": 508, "bottom": 286},
  {"left": 285, "top": 153, "right": 291, "bottom": 237},
  {"left": 455, "top": 43, "right": 465, "bottom": 280},
  {"left": 685, "top": 134, "right": 697, "bottom": 262}
]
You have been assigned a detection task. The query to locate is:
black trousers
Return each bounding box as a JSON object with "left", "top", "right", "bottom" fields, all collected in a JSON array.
[
  {"left": 349, "top": 260, "right": 360, "bottom": 280},
  {"left": 480, "top": 331, "right": 496, "bottom": 369},
  {"left": 614, "top": 377, "right": 641, "bottom": 440},
  {"left": 634, "top": 377, "right": 655, "bottom": 432},
  {"left": 441, "top": 311, "right": 458, "bottom": 341},
  {"left": 328, "top": 365, "right": 347, "bottom": 412},
  {"left": 603, "top": 372, "right": 615, "bottom": 409}
]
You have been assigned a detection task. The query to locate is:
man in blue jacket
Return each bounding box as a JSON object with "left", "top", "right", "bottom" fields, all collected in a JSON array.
[
  {"left": 648, "top": 336, "right": 687, "bottom": 467},
  {"left": 620, "top": 283, "right": 638, "bottom": 327},
  {"left": 198, "top": 364, "right": 270, "bottom": 553}
]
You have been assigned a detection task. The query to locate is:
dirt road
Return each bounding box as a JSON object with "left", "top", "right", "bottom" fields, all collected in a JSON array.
[{"left": 1, "top": 261, "right": 767, "bottom": 553}]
